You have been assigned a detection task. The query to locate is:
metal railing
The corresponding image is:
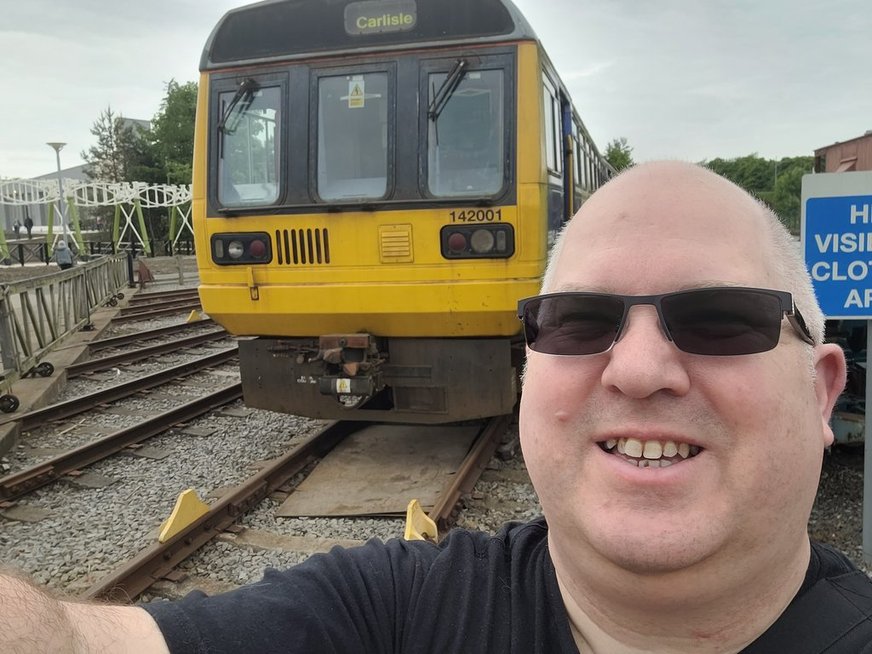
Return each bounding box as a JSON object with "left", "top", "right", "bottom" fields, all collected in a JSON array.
[
  {"left": 0, "top": 254, "right": 129, "bottom": 406},
  {"left": 1, "top": 239, "right": 196, "bottom": 266}
]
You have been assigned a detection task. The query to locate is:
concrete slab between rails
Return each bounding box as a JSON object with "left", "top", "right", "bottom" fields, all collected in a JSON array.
[{"left": 0, "top": 293, "right": 134, "bottom": 458}]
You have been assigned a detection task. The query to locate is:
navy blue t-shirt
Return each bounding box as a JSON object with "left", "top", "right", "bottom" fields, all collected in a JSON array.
[{"left": 143, "top": 517, "right": 872, "bottom": 653}]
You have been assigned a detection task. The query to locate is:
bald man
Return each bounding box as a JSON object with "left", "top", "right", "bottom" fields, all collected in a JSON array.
[{"left": 2, "top": 162, "right": 871, "bottom": 653}]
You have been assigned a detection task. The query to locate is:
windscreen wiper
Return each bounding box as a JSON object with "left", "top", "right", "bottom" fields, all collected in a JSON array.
[
  {"left": 428, "top": 59, "right": 467, "bottom": 123},
  {"left": 218, "top": 78, "right": 259, "bottom": 135}
]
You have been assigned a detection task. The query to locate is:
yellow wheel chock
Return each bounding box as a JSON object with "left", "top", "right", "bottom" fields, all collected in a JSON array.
[
  {"left": 404, "top": 499, "right": 438, "bottom": 542},
  {"left": 158, "top": 488, "right": 211, "bottom": 543}
]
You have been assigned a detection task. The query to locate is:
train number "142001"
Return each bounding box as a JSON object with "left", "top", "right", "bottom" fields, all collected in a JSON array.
[{"left": 449, "top": 209, "right": 503, "bottom": 223}]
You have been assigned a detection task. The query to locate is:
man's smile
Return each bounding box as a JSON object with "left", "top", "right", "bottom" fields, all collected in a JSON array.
[{"left": 599, "top": 438, "right": 703, "bottom": 468}]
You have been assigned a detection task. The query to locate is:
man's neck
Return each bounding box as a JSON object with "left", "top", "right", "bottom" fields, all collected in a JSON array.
[{"left": 551, "top": 535, "right": 810, "bottom": 654}]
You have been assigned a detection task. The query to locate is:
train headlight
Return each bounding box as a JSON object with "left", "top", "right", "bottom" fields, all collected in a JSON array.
[
  {"left": 440, "top": 224, "right": 514, "bottom": 259},
  {"left": 211, "top": 233, "right": 273, "bottom": 265},
  {"left": 228, "top": 240, "right": 245, "bottom": 259},
  {"left": 469, "top": 229, "right": 495, "bottom": 254}
]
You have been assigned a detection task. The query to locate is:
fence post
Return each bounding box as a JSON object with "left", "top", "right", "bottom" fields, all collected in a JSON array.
[
  {"left": 0, "top": 288, "right": 20, "bottom": 375},
  {"left": 177, "top": 255, "right": 185, "bottom": 285},
  {"left": 126, "top": 250, "right": 136, "bottom": 288},
  {"left": 17, "top": 244, "right": 24, "bottom": 267}
]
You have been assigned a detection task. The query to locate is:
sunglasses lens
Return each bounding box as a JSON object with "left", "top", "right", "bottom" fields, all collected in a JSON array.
[
  {"left": 522, "top": 294, "right": 624, "bottom": 355},
  {"left": 661, "top": 289, "right": 783, "bottom": 355}
]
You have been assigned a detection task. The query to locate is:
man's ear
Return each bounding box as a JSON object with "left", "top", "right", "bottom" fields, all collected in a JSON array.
[{"left": 813, "top": 343, "right": 847, "bottom": 447}]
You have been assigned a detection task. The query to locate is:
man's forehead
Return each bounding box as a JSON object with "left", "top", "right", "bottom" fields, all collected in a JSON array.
[
  {"left": 550, "top": 280, "right": 751, "bottom": 294},
  {"left": 563, "top": 183, "right": 766, "bottom": 258}
]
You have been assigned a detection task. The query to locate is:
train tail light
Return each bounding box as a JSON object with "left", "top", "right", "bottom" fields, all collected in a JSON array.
[
  {"left": 440, "top": 224, "right": 514, "bottom": 259},
  {"left": 211, "top": 233, "right": 272, "bottom": 265}
]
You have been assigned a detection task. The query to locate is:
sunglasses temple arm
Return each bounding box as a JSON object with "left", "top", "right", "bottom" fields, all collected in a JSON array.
[{"left": 788, "top": 307, "right": 815, "bottom": 345}]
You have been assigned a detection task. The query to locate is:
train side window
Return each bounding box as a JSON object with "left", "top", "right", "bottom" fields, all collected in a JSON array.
[
  {"left": 572, "top": 121, "right": 583, "bottom": 189},
  {"left": 218, "top": 85, "right": 281, "bottom": 207},
  {"left": 542, "top": 76, "right": 560, "bottom": 175},
  {"left": 426, "top": 69, "right": 505, "bottom": 198},
  {"left": 317, "top": 72, "right": 389, "bottom": 201}
]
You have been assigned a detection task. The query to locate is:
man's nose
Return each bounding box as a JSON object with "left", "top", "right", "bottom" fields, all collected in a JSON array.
[{"left": 599, "top": 305, "right": 691, "bottom": 399}]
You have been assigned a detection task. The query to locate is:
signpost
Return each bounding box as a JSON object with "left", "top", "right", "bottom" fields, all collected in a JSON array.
[{"left": 802, "top": 171, "right": 872, "bottom": 564}]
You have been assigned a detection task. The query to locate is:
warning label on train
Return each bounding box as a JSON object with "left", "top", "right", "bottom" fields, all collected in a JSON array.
[{"left": 802, "top": 172, "right": 872, "bottom": 318}]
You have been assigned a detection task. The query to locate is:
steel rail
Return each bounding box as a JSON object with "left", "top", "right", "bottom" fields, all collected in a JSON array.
[
  {"left": 128, "top": 289, "right": 200, "bottom": 305},
  {"left": 83, "top": 420, "right": 363, "bottom": 602},
  {"left": 67, "top": 330, "right": 229, "bottom": 377},
  {"left": 0, "top": 383, "right": 244, "bottom": 501},
  {"left": 428, "top": 414, "right": 513, "bottom": 532},
  {"left": 118, "top": 299, "right": 202, "bottom": 316},
  {"left": 0, "top": 346, "right": 238, "bottom": 431},
  {"left": 86, "top": 319, "right": 216, "bottom": 351},
  {"left": 111, "top": 303, "right": 202, "bottom": 324}
]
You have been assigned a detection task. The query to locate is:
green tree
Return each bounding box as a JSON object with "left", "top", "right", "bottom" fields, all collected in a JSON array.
[
  {"left": 771, "top": 157, "right": 813, "bottom": 234},
  {"left": 705, "top": 154, "right": 773, "bottom": 198},
  {"left": 604, "top": 137, "right": 634, "bottom": 171},
  {"left": 81, "top": 107, "right": 148, "bottom": 182},
  {"left": 81, "top": 107, "right": 161, "bottom": 235},
  {"left": 703, "top": 154, "right": 812, "bottom": 234},
  {"left": 150, "top": 80, "right": 198, "bottom": 185}
]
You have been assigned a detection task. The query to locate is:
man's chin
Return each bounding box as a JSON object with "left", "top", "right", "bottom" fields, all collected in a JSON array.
[{"left": 560, "top": 522, "right": 721, "bottom": 576}]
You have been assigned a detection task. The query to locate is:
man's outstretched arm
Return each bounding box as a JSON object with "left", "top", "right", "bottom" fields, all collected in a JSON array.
[{"left": 1, "top": 573, "right": 169, "bottom": 654}]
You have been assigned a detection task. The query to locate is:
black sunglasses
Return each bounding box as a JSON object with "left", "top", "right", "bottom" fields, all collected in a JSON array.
[{"left": 517, "top": 287, "right": 815, "bottom": 356}]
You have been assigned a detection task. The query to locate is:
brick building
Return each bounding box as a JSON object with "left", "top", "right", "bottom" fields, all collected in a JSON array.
[{"left": 814, "top": 130, "right": 872, "bottom": 172}]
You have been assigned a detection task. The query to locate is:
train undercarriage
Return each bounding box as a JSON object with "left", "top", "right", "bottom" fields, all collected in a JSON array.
[{"left": 238, "top": 335, "right": 521, "bottom": 423}]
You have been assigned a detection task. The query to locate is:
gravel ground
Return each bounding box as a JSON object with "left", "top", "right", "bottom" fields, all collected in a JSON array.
[
  {"left": 0, "top": 397, "right": 322, "bottom": 591},
  {"left": 810, "top": 446, "right": 868, "bottom": 572}
]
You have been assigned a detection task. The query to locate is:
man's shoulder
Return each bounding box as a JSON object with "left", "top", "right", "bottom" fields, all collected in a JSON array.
[
  {"left": 369, "top": 515, "right": 550, "bottom": 569},
  {"left": 439, "top": 516, "right": 548, "bottom": 548},
  {"left": 810, "top": 541, "right": 869, "bottom": 578},
  {"left": 745, "top": 542, "right": 872, "bottom": 653}
]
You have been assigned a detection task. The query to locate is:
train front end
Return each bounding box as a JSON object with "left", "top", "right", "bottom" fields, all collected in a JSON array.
[{"left": 193, "top": 0, "right": 552, "bottom": 422}]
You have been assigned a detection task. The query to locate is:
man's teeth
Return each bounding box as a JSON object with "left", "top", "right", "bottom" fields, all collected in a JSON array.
[{"left": 603, "top": 437, "right": 700, "bottom": 467}]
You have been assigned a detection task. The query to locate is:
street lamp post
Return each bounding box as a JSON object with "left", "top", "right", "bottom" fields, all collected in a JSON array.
[{"left": 46, "top": 142, "right": 70, "bottom": 244}]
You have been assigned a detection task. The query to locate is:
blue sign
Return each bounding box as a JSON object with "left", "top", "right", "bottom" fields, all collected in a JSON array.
[{"left": 805, "top": 194, "right": 872, "bottom": 318}]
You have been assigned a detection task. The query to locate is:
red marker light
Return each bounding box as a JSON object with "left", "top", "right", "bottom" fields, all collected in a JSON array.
[
  {"left": 249, "top": 239, "right": 266, "bottom": 258},
  {"left": 448, "top": 232, "right": 467, "bottom": 252}
]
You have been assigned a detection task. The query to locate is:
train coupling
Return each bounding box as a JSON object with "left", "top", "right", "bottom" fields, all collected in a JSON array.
[{"left": 316, "top": 334, "right": 384, "bottom": 404}]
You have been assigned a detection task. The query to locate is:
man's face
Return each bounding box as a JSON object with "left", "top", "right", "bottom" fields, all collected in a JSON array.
[{"left": 520, "top": 165, "right": 837, "bottom": 576}]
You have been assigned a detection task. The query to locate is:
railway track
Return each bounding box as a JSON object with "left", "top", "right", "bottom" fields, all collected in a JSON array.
[
  {"left": 0, "top": 347, "right": 238, "bottom": 433},
  {"left": 85, "top": 319, "right": 216, "bottom": 352},
  {"left": 0, "top": 383, "right": 243, "bottom": 501},
  {"left": 108, "top": 288, "right": 204, "bottom": 325},
  {"left": 85, "top": 414, "right": 512, "bottom": 602},
  {"left": 68, "top": 329, "right": 228, "bottom": 378},
  {"left": 127, "top": 289, "right": 200, "bottom": 306}
]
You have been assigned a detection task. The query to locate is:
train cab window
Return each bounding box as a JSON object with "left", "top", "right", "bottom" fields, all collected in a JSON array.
[
  {"left": 218, "top": 85, "right": 281, "bottom": 206},
  {"left": 317, "top": 72, "right": 389, "bottom": 201},
  {"left": 427, "top": 69, "right": 504, "bottom": 198}
]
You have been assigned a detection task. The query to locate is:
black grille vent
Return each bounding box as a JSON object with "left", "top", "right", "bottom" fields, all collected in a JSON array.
[{"left": 275, "top": 228, "right": 330, "bottom": 265}]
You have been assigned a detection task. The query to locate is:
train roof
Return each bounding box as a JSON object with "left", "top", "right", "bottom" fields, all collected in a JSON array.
[{"left": 200, "top": 0, "right": 538, "bottom": 71}]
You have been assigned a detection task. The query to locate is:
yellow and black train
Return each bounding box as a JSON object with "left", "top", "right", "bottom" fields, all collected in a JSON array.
[{"left": 193, "top": 0, "right": 614, "bottom": 423}]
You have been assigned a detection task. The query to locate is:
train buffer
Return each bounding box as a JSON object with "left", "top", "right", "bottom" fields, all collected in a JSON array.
[{"left": 136, "top": 260, "right": 155, "bottom": 289}]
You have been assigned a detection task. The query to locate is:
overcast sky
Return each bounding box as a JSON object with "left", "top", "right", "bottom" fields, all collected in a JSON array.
[{"left": 1, "top": 0, "right": 869, "bottom": 179}]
